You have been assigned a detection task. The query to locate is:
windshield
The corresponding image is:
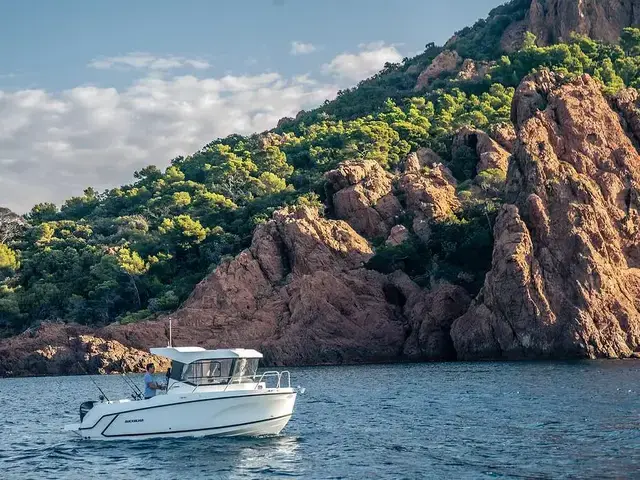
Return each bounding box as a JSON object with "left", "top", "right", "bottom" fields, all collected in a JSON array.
[
  {"left": 230, "top": 358, "right": 259, "bottom": 383},
  {"left": 180, "top": 359, "right": 233, "bottom": 385},
  {"left": 168, "top": 358, "right": 260, "bottom": 385}
]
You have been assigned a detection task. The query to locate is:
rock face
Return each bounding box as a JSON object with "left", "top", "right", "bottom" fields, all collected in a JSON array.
[
  {"left": 398, "top": 165, "right": 460, "bottom": 222},
  {"left": 488, "top": 123, "right": 517, "bottom": 152},
  {"left": 107, "top": 206, "right": 409, "bottom": 366},
  {"left": 0, "top": 323, "right": 169, "bottom": 376},
  {"left": 386, "top": 225, "right": 410, "bottom": 246},
  {"left": 456, "top": 59, "right": 493, "bottom": 82},
  {"left": 451, "top": 72, "right": 640, "bottom": 360},
  {"left": 0, "top": 207, "right": 27, "bottom": 244},
  {"left": 415, "top": 50, "right": 461, "bottom": 90},
  {"left": 325, "top": 160, "right": 402, "bottom": 238},
  {"left": 453, "top": 127, "right": 511, "bottom": 174},
  {"left": 403, "top": 147, "right": 445, "bottom": 173},
  {"left": 392, "top": 272, "right": 471, "bottom": 360},
  {"left": 326, "top": 157, "right": 460, "bottom": 247},
  {"left": 1, "top": 158, "right": 471, "bottom": 375},
  {"left": 502, "top": 0, "right": 640, "bottom": 52},
  {"left": 109, "top": 201, "right": 471, "bottom": 366}
]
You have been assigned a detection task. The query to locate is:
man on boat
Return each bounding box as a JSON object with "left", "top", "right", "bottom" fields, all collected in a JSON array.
[{"left": 144, "top": 363, "right": 165, "bottom": 399}]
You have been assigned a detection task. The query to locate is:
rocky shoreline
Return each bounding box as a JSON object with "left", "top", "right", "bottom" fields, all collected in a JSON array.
[{"left": 1, "top": 70, "right": 639, "bottom": 377}]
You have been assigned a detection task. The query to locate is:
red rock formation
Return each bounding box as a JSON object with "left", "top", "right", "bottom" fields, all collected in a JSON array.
[
  {"left": 501, "top": 0, "right": 640, "bottom": 52},
  {"left": 398, "top": 165, "right": 460, "bottom": 222},
  {"left": 456, "top": 59, "right": 493, "bottom": 82},
  {"left": 1, "top": 167, "right": 475, "bottom": 376},
  {"left": 106, "top": 206, "right": 409, "bottom": 366},
  {"left": 451, "top": 72, "right": 640, "bottom": 360},
  {"left": 489, "top": 123, "right": 517, "bottom": 153},
  {"left": 325, "top": 160, "right": 401, "bottom": 238},
  {"left": 386, "top": 225, "right": 410, "bottom": 246},
  {"left": 0, "top": 323, "right": 169, "bottom": 376},
  {"left": 403, "top": 148, "right": 445, "bottom": 173},
  {"left": 453, "top": 127, "right": 511, "bottom": 174},
  {"left": 415, "top": 50, "right": 461, "bottom": 90},
  {"left": 326, "top": 156, "right": 460, "bottom": 244},
  {"left": 390, "top": 272, "right": 471, "bottom": 360}
]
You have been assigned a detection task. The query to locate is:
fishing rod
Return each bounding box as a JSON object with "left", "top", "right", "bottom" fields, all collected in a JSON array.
[
  {"left": 123, "top": 372, "right": 143, "bottom": 396},
  {"left": 120, "top": 373, "right": 143, "bottom": 400},
  {"left": 76, "top": 361, "right": 110, "bottom": 402}
]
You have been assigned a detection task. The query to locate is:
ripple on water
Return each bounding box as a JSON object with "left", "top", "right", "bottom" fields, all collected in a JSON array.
[{"left": 1, "top": 362, "right": 640, "bottom": 479}]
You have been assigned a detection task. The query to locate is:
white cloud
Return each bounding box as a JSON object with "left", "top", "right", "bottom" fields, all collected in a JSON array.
[
  {"left": 322, "top": 41, "right": 403, "bottom": 82},
  {"left": 89, "top": 52, "right": 211, "bottom": 71},
  {"left": 290, "top": 41, "right": 317, "bottom": 56},
  {"left": 0, "top": 72, "right": 339, "bottom": 213}
]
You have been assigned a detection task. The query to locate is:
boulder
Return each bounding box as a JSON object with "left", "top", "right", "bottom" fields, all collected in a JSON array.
[
  {"left": 415, "top": 50, "right": 461, "bottom": 90},
  {"left": 453, "top": 126, "right": 511, "bottom": 174},
  {"left": 386, "top": 225, "right": 410, "bottom": 246},
  {"left": 325, "top": 160, "right": 402, "bottom": 238}
]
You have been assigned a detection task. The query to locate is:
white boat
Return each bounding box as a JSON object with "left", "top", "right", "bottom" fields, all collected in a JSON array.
[{"left": 64, "top": 346, "right": 303, "bottom": 441}]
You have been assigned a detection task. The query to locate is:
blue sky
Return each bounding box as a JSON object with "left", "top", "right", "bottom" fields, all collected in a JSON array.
[{"left": 0, "top": 0, "right": 504, "bottom": 212}]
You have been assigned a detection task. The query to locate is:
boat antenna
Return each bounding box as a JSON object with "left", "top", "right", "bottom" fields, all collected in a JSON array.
[{"left": 168, "top": 318, "right": 172, "bottom": 347}]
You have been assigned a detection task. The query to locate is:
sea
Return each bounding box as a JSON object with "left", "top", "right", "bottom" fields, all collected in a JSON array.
[{"left": 0, "top": 361, "right": 639, "bottom": 479}]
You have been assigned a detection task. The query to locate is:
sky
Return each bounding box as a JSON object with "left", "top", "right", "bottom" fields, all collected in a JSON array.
[{"left": 0, "top": 0, "right": 504, "bottom": 213}]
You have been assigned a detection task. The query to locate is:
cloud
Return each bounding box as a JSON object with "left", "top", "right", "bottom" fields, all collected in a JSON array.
[
  {"left": 290, "top": 41, "right": 317, "bottom": 56},
  {"left": 89, "top": 52, "right": 211, "bottom": 71},
  {"left": 322, "top": 41, "right": 403, "bottom": 82},
  {"left": 0, "top": 72, "right": 338, "bottom": 213}
]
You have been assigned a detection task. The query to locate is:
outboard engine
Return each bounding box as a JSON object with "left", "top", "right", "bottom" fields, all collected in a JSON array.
[{"left": 79, "top": 401, "right": 96, "bottom": 422}]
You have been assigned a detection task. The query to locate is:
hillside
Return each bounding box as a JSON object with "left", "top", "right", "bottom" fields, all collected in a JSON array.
[{"left": 1, "top": 0, "right": 640, "bottom": 374}]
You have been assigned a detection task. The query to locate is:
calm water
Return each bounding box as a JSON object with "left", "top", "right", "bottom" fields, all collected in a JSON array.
[{"left": 1, "top": 361, "right": 639, "bottom": 479}]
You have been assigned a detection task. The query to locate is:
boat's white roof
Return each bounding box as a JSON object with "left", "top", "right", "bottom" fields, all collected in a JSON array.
[{"left": 149, "top": 346, "right": 263, "bottom": 363}]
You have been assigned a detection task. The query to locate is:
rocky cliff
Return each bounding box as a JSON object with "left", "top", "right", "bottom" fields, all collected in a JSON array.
[
  {"left": 0, "top": 154, "right": 476, "bottom": 374},
  {"left": 105, "top": 165, "right": 471, "bottom": 366},
  {"left": 451, "top": 72, "right": 640, "bottom": 359},
  {"left": 0, "top": 323, "right": 170, "bottom": 376},
  {"left": 2, "top": 70, "right": 640, "bottom": 375},
  {"left": 502, "top": 0, "right": 640, "bottom": 51}
]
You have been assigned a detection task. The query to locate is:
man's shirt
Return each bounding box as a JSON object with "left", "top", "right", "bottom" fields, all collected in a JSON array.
[{"left": 144, "top": 372, "right": 156, "bottom": 398}]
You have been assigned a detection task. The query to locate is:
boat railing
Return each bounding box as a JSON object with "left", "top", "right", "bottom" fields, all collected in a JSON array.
[
  {"left": 169, "top": 371, "right": 291, "bottom": 393},
  {"left": 254, "top": 371, "right": 291, "bottom": 390}
]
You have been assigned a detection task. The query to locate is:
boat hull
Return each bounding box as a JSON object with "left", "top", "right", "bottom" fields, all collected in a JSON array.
[{"left": 66, "top": 389, "right": 297, "bottom": 441}]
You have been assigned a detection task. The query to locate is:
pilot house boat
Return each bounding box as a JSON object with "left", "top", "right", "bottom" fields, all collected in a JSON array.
[{"left": 65, "top": 346, "right": 302, "bottom": 440}]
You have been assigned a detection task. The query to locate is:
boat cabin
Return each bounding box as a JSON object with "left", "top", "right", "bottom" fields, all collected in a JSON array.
[{"left": 150, "top": 347, "right": 266, "bottom": 392}]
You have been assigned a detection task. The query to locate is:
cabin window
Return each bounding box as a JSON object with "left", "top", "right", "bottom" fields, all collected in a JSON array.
[
  {"left": 169, "top": 361, "right": 184, "bottom": 381},
  {"left": 231, "top": 358, "right": 259, "bottom": 383},
  {"left": 180, "top": 359, "right": 234, "bottom": 385}
]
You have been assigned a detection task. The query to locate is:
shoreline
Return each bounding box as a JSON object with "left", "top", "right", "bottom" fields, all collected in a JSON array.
[{"left": 2, "top": 355, "right": 639, "bottom": 380}]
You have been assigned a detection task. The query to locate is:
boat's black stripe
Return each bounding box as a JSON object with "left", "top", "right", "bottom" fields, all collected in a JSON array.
[
  {"left": 100, "top": 415, "right": 119, "bottom": 437},
  {"left": 100, "top": 413, "right": 293, "bottom": 438},
  {"left": 79, "top": 391, "right": 294, "bottom": 430}
]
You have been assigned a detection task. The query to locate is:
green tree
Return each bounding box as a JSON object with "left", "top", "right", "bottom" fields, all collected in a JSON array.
[
  {"left": 26, "top": 203, "right": 58, "bottom": 224},
  {"left": 621, "top": 27, "right": 640, "bottom": 57},
  {"left": 115, "top": 247, "right": 151, "bottom": 308},
  {"left": 0, "top": 244, "right": 19, "bottom": 276},
  {"left": 159, "top": 215, "right": 207, "bottom": 250}
]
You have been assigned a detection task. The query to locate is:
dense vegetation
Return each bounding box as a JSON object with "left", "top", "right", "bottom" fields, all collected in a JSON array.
[
  {"left": 448, "top": 0, "right": 531, "bottom": 60},
  {"left": 3, "top": 9, "right": 640, "bottom": 334}
]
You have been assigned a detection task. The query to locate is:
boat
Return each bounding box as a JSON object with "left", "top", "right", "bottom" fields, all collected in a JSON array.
[{"left": 64, "top": 346, "right": 303, "bottom": 440}]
